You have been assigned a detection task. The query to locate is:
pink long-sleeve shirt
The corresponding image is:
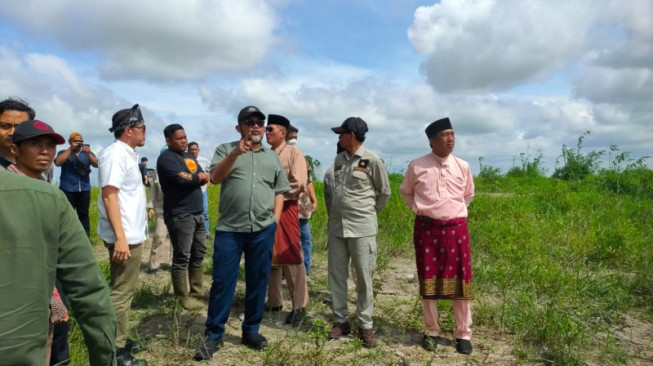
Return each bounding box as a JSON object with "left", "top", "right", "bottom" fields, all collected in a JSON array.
[{"left": 400, "top": 152, "right": 474, "bottom": 220}]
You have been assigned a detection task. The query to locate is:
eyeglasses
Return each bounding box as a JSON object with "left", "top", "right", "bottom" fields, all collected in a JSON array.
[
  {"left": 265, "top": 127, "right": 276, "bottom": 133},
  {"left": 131, "top": 124, "right": 146, "bottom": 132},
  {"left": 244, "top": 120, "right": 265, "bottom": 128}
]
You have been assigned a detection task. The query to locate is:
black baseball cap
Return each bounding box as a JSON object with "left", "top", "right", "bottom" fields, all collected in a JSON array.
[
  {"left": 238, "top": 106, "right": 265, "bottom": 122},
  {"left": 12, "top": 120, "right": 65, "bottom": 145},
  {"left": 331, "top": 117, "right": 368, "bottom": 136}
]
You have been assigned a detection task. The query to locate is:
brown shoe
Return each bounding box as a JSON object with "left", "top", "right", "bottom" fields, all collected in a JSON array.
[
  {"left": 359, "top": 328, "right": 376, "bottom": 348},
  {"left": 328, "top": 322, "right": 351, "bottom": 340}
]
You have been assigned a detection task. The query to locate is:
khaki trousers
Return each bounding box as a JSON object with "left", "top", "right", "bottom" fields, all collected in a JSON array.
[
  {"left": 328, "top": 235, "right": 377, "bottom": 329},
  {"left": 106, "top": 243, "right": 142, "bottom": 348},
  {"left": 267, "top": 264, "right": 309, "bottom": 310},
  {"left": 148, "top": 214, "right": 171, "bottom": 270}
]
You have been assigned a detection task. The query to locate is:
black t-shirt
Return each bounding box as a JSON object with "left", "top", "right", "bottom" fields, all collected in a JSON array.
[{"left": 156, "top": 149, "right": 204, "bottom": 215}]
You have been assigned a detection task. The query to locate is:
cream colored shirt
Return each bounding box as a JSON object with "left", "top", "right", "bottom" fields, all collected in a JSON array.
[
  {"left": 326, "top": 145, "right": 391, "bottom": 238},
  {"left": 274, "top": 142, "right": 307, "bottom": 201}
]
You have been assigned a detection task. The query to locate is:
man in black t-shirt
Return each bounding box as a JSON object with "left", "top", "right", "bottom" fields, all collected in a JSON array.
[{"left": 157, "top": 124, "right": 209, "bottom": 310}]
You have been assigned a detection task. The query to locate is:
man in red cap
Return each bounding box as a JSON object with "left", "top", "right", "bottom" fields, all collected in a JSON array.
[{"left": 400, "top": 117, "right": 475, "bottom": 355}]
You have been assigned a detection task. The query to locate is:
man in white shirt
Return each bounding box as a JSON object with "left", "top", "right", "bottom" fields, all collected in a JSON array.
[{"left": 97, "top": 104, "right": 148, "bottom": 366}]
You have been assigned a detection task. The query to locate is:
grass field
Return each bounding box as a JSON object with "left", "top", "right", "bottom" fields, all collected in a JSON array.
[{"left": 68, "top": 156, "right": 652, "bottom": 365}]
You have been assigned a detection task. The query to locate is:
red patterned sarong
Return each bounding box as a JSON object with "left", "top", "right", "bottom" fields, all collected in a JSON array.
[
  {"left": 272, "top": 200, "right": 302, "bottom": 264},
  {"left": 414, "top": 216, "right": 472, "bottom": 300}
]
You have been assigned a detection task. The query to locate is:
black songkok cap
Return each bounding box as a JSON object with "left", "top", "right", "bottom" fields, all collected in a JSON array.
[
  {"left": 267, "top": 114, "right": 290, "bottom": 129},
  {"left": 425, "top": 117, "right": 453, "bottom": 139}
]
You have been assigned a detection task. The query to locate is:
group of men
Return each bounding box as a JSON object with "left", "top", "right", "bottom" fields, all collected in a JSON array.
[{"left": 1, "top": 97, "right": 477, "bottom": 365}]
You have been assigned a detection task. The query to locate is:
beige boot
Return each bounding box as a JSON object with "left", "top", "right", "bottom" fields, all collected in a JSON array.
[
  {"left": 171, "top": 271, "right": 203, "bottom": 310},
  {"left": 188, "top": 266, "right": 205, "bottom": 300}
]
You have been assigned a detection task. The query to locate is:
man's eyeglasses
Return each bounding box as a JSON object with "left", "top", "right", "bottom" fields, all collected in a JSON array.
[
  {"left": 265, "top": 127, "right": 276, "bottom": 133},
  {"left": 131, "top": 124, "right": 146, "bottom": 132},
  {"left": 244, "top": 120, "right": 265, "bottom": 128}
]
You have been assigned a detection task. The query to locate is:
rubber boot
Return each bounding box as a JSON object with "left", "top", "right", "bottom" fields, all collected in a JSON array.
[
  {"left": 189, "top": 266, "right": 204, "bottom": 300},
  {"left": 171, "top": 271, "right": 203, "bottom": 310}
]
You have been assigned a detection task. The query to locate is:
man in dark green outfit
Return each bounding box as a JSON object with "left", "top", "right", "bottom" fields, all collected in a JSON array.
[{"left": 0, "top": 170, "right": 117, "bottom": 366}]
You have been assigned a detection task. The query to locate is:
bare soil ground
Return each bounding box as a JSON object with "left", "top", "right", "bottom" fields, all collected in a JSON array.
[{"left": 93, "top": 244, "right": 652, "bottom": 366}]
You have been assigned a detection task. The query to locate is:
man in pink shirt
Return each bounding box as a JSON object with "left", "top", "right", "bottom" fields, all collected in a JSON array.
[{"left": 399, "top": 117, "right": 475, "bottom": 355}]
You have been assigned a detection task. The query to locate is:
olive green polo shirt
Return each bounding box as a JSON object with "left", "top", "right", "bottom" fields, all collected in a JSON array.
[
  {"left": 0, "top": 171, "right": 116, "bottom": 366},
  {"left": 326, "top": 145, "right": 391, "bottom": 238},
  {"left": 211, "top": 141, "right": 290, "bottom": 232}
]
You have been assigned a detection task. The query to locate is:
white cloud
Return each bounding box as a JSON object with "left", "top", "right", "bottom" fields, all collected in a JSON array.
[
  {"left": 0, "top": 0, "right": 279, "bottom": 81},
  {"left": 407, "top": 0, "right": 653, "bottom": 94}
]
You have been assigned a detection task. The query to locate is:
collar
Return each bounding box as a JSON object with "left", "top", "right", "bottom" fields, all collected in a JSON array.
[
  {"left": 431, "top": 152, "right": 451, "bottom": 165},
  {"left": 115, "top": 139, "right": 138, "bottom": 158},
  {"left": 345, "top": 145, "right": 366, "bottom": 160},
  {"left": 272, "top": 141, "right": 288, "bottom": 154}
]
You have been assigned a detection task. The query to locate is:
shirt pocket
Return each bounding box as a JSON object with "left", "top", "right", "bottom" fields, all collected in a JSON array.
[
  {"left": 350, "top": 170, "right": 370, "bottom": 189},
  {"left": 258, "top": 162, "right": 277, "bottom": 188}
]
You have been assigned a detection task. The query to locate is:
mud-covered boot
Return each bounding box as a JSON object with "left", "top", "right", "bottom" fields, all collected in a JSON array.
[
  {"left": 188, "top": 266, "right": 205, "bottom": 300},
  {"left": 171, "top": 271, "right": 203, "bottom": 310}
]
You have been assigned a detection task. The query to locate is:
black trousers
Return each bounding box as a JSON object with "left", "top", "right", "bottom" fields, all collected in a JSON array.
[
  {"left": 63, "top": 190, "right": 91, "bottom": 235},
  {"left": 164, "top": 212, "right": 207, "bottom": 273}
]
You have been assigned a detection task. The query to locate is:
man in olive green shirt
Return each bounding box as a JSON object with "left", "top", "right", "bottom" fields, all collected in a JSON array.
[
  {"left": 325, "top": 117, "right": 391, "bottom": 348},
  {"left": 195, "top": 105, "right": 290, "bottom": 361},
  {"left": 0, "top": 170, "right": 116, "bottom": 366}
]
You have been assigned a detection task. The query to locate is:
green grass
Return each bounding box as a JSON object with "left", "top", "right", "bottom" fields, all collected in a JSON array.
[{"left": 69, "top": 168, "right": 652, "bottom": 365}]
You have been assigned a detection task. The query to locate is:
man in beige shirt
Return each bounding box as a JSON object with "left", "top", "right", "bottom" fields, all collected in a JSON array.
[
  {"left": 264, "top": 114, "right": 309, "bottom": 325},
  {"left": 325, "top": 117, "right": 391, "bottom": 348}
]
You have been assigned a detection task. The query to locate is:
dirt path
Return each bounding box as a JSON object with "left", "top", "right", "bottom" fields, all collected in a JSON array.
[{"left": 93, "top": 245, "right": 651, "bottom": 365}]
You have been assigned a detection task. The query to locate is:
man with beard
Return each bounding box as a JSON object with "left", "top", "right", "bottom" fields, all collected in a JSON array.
[
  {"left": 399, "top": 117, "right": 475, "bottom": 355},
  {"left": 157, "top": 124, "right": 209, "bottom": 310},
  {"left": 195, "top": 106, "right": 289, "bottom": 361}
]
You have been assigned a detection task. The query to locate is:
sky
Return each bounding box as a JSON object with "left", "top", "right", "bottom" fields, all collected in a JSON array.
[{"left": 0, "top": 0, "right": 651, "bottom": 181}]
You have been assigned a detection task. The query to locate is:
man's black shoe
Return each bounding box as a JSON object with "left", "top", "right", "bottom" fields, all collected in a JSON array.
[
  {"left": 455, "top": 338, "right": 473, "bottom": 354},
  {"left": 242, "top": 333, "right": 268, "bottom": 350},
  {"left": 284, "top": 308, "right": 306, "bottom": 324},
  {"left": 125, "top": 338, "right": 143, "bottom": 353},
  {"left": 116, "top": 348, "right": 147, "bottom": 366},
  {"left": 264, "top": 304, "right": 283, "bottom": 312},
  {"left": 194, "top": 338, "right": 223, "bottom": 361},
  {"left": 421, "top": 335, "right": 441, "bottom": 351}
]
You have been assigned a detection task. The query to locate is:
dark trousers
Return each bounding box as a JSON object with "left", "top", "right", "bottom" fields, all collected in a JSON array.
[
  {"left": 205, "top": 223, "right": 276, "bottom": 340},
  {"left": 50, "top": 281, "right": 70, "bottom": 365},
  {"left": 164, "top": 212, "right": 207, "bottom": 273},
  {"left": 63, "top": 191, "right": 91, "bottom": 235}
]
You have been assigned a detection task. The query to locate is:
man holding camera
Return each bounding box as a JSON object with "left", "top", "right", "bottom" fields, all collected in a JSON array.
[{"left": 54, "top": 132, "right": 98, "bottom": 236}]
